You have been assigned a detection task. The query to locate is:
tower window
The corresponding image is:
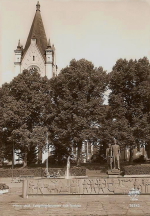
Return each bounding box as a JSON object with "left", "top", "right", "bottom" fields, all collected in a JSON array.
[{"left": 33, "top": 56, "right": 35, "bottom": 61}]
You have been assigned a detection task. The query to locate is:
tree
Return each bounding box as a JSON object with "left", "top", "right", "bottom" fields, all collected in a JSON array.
[
  {"left": 46, "top": 59, "right": 108, "bottom": 165},
  {"left": 0, "top": 94, "right": 5, "bottom": 165},
  {"left": 1, "top": 70, "right": 49, "bottom": 166},
  {"left": 108, "top": 57, "right": 150, "bottom": 151}
]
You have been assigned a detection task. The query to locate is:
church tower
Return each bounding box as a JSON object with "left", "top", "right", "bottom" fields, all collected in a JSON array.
[{"left": 14, "top": 1, "right": 56, "bottom": 79}]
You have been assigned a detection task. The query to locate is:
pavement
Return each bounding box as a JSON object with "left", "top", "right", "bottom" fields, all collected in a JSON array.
[{"left": 0, "top": 178, "right": 150, "bottom": 216}]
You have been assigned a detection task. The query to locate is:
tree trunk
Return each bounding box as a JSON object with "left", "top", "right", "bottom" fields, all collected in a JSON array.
[
  {"left": 77, "top": 143, "right": 82, "bottom": 166},
  {"left": 129, "top": 145, "right": 133, "bottom": 164},
  {"left": 22, "top": 152, "right": 27, "bottom": 168},
  {"left": 0, "top": 157, "right": 3, "bottom": 166}
]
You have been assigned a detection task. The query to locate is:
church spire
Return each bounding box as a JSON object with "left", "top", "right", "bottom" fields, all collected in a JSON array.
[
  {"left": 15, "top": 2, "right": 56, "bottom": 79},
  {"left": 22, "top": 1, "right": 47, "bottom": 60},
  {"left": 36, "top": 1, "right": 40, "bottom": 11},
  {"left": 17, "top": 39, "right": 21, "bottom": 50}
]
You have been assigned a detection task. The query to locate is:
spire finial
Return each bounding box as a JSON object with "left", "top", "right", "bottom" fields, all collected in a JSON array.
[
  {"left": 18, "top": 39, "right": 21, "bottom": 47},
  {"left": 17, "top": 39, "right": 21, "bottom": 49},
  {"left": 36, "top": 1, "right": 40, "bottom": 11},
  {"left": 52, "top": 44, "right": 55, "bottom": 51},
  {"left": 47, "top": 39, "right": 51, "bottom": 48}
]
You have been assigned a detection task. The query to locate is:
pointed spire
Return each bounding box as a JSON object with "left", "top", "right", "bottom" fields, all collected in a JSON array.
[
  {"left": 52, "top": 44, "right": 55, "bottom": 51},
  {"left": 17, "top": 39, "right": 21, "bottom": 49},
  {"left": 23, "top": 2, "right": 47, "bottom": 60},
  {"left": 47, "top": 39, "right": 51, "bottom": 48},
  {"left": 36, "top": 1, "right": 40, "bottom": 11},
  {"left": 18, "top": 39, "right": 21, "bottom": 46},
  {"left": 15, "top": 39, "right": 22, "bottom": 54}
]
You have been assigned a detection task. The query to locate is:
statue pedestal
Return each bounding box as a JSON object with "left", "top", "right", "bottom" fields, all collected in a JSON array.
[{"left": 108, "top": 169, "right": 121, "bottom": 176}]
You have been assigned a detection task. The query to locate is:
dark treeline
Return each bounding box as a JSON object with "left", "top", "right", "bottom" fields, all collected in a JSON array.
[{"left": 0, "top": 57, "right": 150, "bottom": 166}]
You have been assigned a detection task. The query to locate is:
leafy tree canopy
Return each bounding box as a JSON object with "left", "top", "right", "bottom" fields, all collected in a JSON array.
[
  {"left": 0, "top": 70, "right": 49, "bottom": 165},
  {"left": 107, "top": 57, "right": 150, "bottom": 149},
  {"left": 46, "top": 59, "right": 108, "bottom": 164}
]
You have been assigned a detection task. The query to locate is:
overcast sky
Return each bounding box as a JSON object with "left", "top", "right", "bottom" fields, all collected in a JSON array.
[{"left": 1, "top": 0, "right": 150, "bottom": 85}]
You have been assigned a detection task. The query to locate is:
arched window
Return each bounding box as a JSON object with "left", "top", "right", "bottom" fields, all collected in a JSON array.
[{"left": 33, "top": 56, "right": 35, "bottom": 61}]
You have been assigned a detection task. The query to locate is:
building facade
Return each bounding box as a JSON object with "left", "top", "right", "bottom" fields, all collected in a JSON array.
[{"left": 14, "top": 1, "right": 57, "bottom": 79}]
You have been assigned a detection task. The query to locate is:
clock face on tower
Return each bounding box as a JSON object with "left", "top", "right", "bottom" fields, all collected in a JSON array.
[
  {"left": 29, "top": 67, "right": 37, "bottom": 73},
  {"left": 28, "top": 65, "right": 40, "bottom": 73}
]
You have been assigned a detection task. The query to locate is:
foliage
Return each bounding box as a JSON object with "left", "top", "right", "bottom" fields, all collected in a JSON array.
[
  {"left": 0, "top": 70, "right": 49, "bottom": 165},
  {"left": 46, "top": 59, "right": 108, "bottom": 164},
  {"left": 0, "top": 184, "right": 9, "bottom": 190},
  {"left": 107, "top": 57, "right": 150, "bottom": 150}
]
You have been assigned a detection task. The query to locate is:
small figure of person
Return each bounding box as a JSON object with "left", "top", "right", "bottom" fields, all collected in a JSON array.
[
  {"left": 112, "top": 138, "right": 120, "bottom": 170},
  {"left": 125, "top": 145, "right": 130, "bottom": 162},
  {"left": 106, "top": 144, "right": 113, "bottom": 170}
]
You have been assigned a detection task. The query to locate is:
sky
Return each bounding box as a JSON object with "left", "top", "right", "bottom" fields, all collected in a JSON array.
[{"left": 1, "top": 0, "right": 150, "bottom": 86}]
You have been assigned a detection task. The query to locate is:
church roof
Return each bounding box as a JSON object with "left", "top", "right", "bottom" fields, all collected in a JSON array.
[{"left": 22, "top": 2, "right": 47, "bottom": 61}]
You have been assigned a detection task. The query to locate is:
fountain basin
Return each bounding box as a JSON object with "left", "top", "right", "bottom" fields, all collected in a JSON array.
[{"left": 0, "top": 189, "right": 9, "bottom": 194}]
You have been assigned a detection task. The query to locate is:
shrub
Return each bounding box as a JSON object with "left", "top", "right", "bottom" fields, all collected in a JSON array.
[{"left": 0, "top": 183, "right": 9, "bottom": 190}]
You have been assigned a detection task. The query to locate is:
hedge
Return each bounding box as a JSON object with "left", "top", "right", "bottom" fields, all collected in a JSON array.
[
  {"left": 0, "top": 167, "right": 86, "bottom": 177},
  {"left": 124, "top": 164, "right": 150, "bottom": 175},
  {"left": 0, "top": 183, "right": 9, "bottom": 190}
]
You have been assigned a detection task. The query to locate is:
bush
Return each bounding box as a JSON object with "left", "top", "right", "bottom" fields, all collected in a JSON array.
[
  {"left": 133, "top": 155, "right": 146, "bottom": 163},
  {"left": 0, "top": 183, "right": 9, "bottom": 190},
  {"left": 124, "top": 164, "right": 150, "bottom": 175},
  {"left": 0, "top": 168, "right": 42, "bottom": 177},
  {"left": 0, "top": 167, "right": 86, "bottom": 177}
]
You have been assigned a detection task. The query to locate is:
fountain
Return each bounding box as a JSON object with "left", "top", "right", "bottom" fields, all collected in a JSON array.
[
  {"left": 65, "top": 156, "right": 70, "bottom": 179},
  {"left": 22, "top": 139, "right": 150, "bottom": 198}
]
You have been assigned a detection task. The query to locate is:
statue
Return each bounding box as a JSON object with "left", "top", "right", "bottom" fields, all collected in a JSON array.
[
  {"left": 106, "top": 144, "right": 113, "bottom": 171},
  {"left": 111, "top": 138, "right": 120, "bottom": 170},
  {"left": 125, "top": 145, "right": 130, "bottom": 162}
]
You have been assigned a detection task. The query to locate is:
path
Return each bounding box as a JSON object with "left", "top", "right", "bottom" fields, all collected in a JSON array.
[{"left": 0, "top": 178, "right": 150, "bottom": 216}]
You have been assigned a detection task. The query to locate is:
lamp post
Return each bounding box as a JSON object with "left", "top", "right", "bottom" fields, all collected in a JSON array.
[
  {"left": 46, "top": 132, "right": 49, "bottom": 174},
  {"left": 12, "top": 140, "right": 14, "bottom": 179}
]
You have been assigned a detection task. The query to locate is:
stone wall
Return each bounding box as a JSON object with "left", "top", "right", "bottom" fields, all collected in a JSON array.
[{"left": 23, "top": 177, "right": 150, "bottom": 198}]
